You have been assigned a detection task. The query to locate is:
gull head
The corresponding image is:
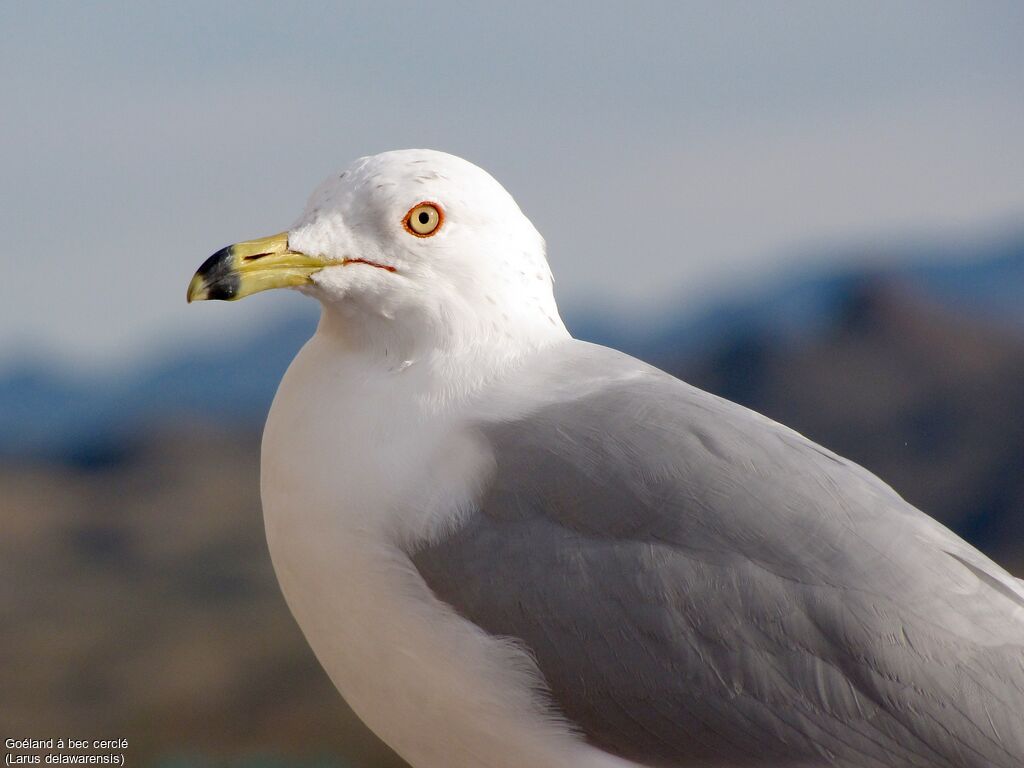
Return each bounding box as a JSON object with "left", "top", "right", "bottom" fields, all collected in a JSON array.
[{"left": 188, "top": 149, "right": 567, "bottom": 354}]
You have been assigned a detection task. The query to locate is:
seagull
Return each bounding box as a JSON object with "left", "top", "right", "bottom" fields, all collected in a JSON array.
[{"left": 187, "top": 149, "right": 1024, "bottom": 768}]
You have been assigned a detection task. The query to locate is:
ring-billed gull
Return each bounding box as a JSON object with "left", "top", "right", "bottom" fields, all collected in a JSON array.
[{"left": 187, "top": 149, "right": 1024, "bottom": 768}]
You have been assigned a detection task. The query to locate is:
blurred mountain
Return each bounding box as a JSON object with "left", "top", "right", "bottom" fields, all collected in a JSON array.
[
  {"left": 571, "top": 232, "right": 1024, "bottom": 359},
  {"left": 2, "top": 232, "right": 1023, "bottom": 463},
  {"left": 0, "top": 316, "right": 319, "bottom": 465}
]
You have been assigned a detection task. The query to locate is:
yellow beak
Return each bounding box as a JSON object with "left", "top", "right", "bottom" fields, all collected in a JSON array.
[{"left": 186, "top": 232, "right": 333, "bottom": 302}]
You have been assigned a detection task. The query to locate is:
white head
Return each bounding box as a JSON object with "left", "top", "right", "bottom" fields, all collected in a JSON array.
[{"left": 189, "top": 149, "right": 569, "bottom": 361}]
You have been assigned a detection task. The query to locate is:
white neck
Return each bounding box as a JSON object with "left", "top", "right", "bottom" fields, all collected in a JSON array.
[{"left": 313, "top": 300, "right": 570, "bottom": 411}]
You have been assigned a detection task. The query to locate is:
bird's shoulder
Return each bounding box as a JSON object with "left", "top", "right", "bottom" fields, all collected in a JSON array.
[{"left": 471, "top": 339, "right": 904, "bottom": 560}]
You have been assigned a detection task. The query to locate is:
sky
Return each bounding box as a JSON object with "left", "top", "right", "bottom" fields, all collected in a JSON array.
[{"left": 1, "top": 1, "right": 1023, "bottom": 372}]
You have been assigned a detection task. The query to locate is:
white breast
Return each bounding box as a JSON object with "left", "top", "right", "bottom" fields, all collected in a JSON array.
[{"left": 259, "top": 331, "right": 639, "bottom": 768}]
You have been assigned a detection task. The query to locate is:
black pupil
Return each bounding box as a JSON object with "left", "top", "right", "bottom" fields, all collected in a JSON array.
[{"left": 418, "top": 211, "right": 430, "bottom": 225}]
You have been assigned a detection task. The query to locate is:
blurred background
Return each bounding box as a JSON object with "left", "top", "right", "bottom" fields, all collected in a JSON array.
[{"left": 2, "top": 2, "right": 1023, "bottom": 766}]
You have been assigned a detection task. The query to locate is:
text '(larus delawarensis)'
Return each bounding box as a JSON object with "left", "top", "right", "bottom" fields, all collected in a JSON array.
[{"left": 187, "top": 149, "right": 1024, "bottom": 768}]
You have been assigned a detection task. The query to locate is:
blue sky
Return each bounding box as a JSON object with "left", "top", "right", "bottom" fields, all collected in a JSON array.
[{"left": 2, "top": 2, "right": 1023, "bottom": 370}]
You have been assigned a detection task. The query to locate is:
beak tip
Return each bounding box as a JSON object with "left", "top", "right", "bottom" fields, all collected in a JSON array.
[
  {"left": 186, "top": 274, "right": 209, "bottom": 303},
  {"left": 187, "top": 232, "right": 300, "bottom": 305}
]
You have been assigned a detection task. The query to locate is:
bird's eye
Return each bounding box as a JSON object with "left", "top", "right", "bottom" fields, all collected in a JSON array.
[{"left": 403, "top": 202, "right": 443, "bottom": 237}]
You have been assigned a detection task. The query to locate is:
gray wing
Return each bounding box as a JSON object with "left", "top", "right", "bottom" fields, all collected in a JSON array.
[{"left": 409, "top": 342, "right": 1024, "bottom": 768}]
